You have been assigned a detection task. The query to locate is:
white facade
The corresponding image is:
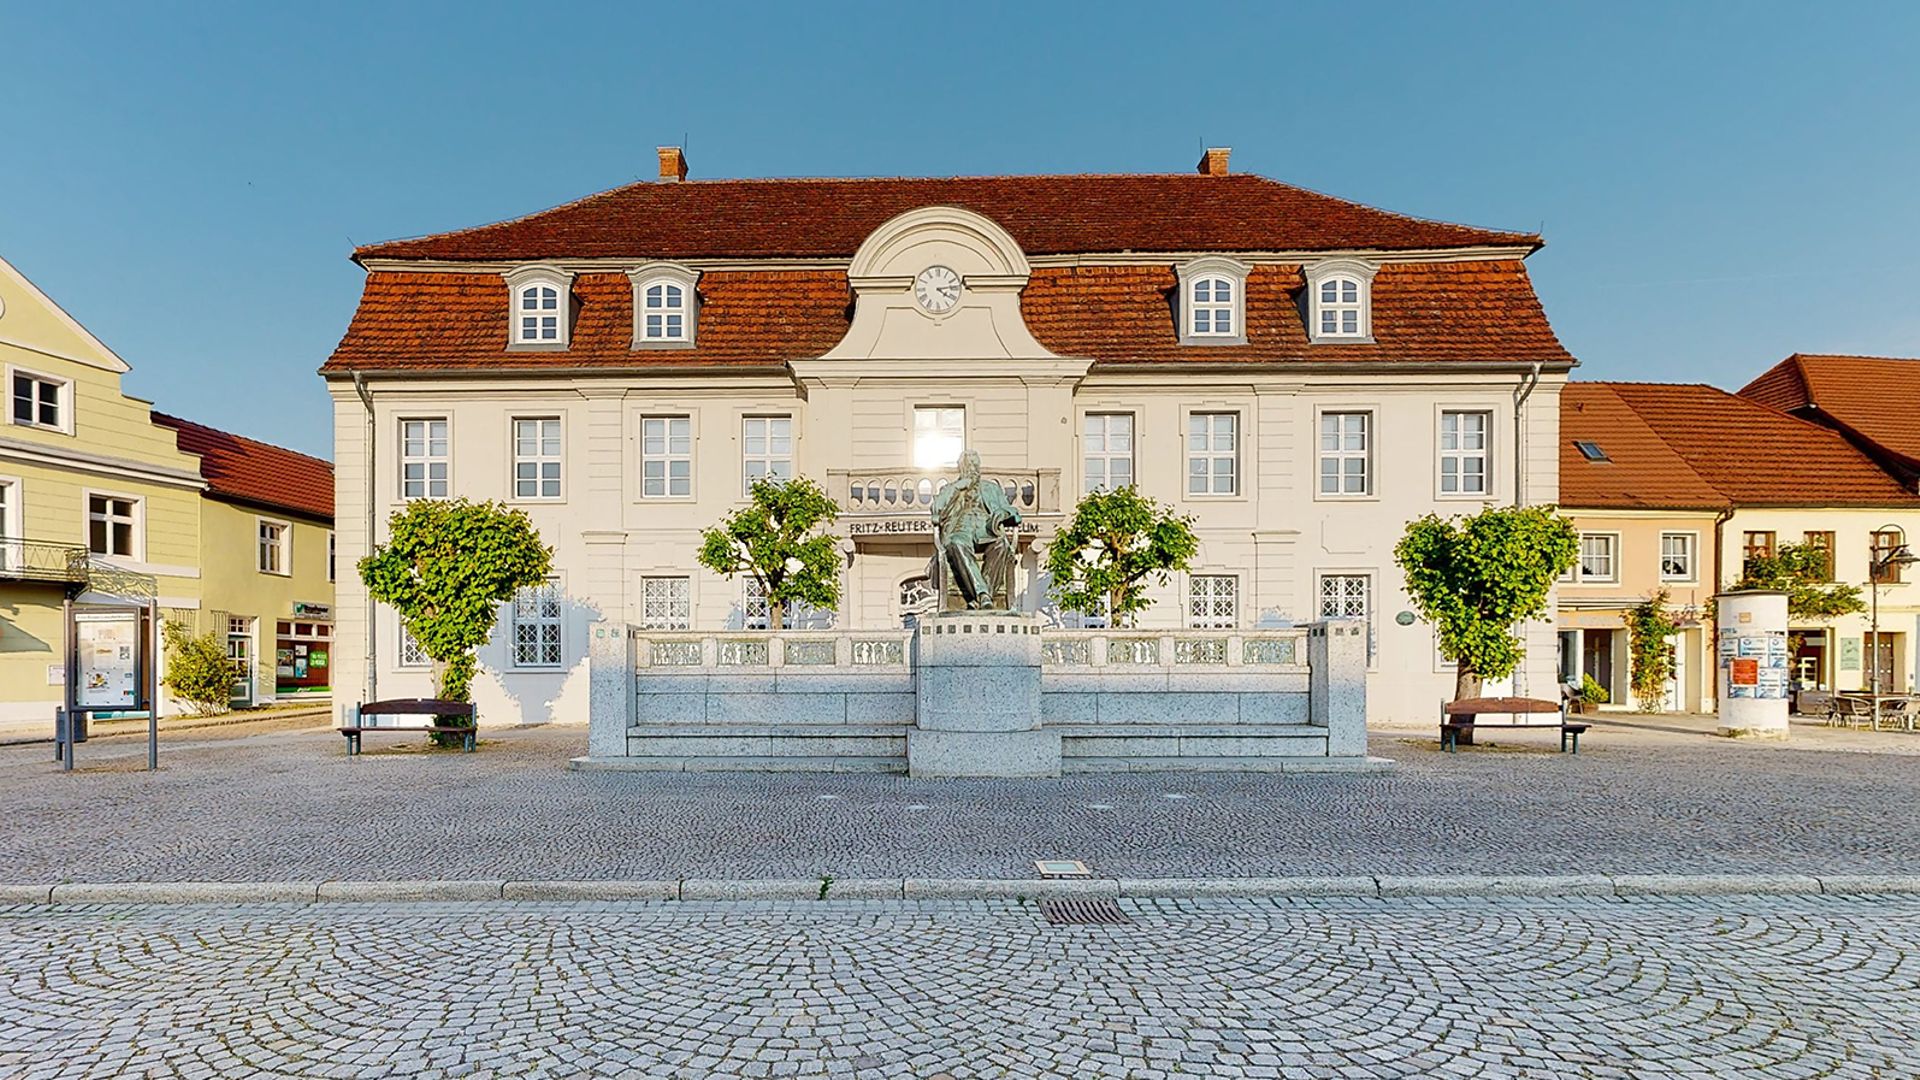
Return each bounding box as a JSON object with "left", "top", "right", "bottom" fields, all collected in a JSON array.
[{"left": 328, "top": 205, "right": 1568, "bottom": 727}]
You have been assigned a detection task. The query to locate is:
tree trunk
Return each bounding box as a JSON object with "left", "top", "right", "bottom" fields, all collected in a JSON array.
[
  {"left": 769, "top": 599, "right": 785, "bottom": 632},
  {"left": 1453, "top": 660, "right": 1483, "bottom": 746}
]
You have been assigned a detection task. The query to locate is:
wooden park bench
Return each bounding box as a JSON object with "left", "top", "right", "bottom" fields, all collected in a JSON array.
[
  {"left": 339, "top": 698, "right": 476, "bottom": 756},
  {"left": 1440, "top": 696, "right": 1589, "bottom": 754}
]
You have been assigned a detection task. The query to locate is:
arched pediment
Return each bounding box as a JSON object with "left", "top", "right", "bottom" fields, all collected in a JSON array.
[{"left": 847, "top": 205, "right": 1032, "bottom": 285}]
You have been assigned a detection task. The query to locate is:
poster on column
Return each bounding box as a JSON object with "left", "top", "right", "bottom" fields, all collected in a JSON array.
[{"left": 74, "top": 610, "right": 140, "bottom": 709}]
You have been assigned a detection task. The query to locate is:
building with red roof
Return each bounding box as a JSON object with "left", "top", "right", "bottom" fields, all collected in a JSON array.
[
  {"left": 323, "top": 147, "right": 1578, "bottom": 735},
  {"left": 1560, "top": 380, "right": 1920, "bottom": 712}
]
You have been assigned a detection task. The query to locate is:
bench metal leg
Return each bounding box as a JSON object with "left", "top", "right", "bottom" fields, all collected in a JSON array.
[{"left": 463, "top": 732, "right": 475, "bottom": 753}]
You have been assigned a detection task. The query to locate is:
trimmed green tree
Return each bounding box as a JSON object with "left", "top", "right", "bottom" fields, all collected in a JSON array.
[
  {"left": 1626, "top": 589, "right": 1679, "bottom": 711},
  {"left": 1045, "top": 487, "right": 1199, "bottom": 627},
  {"left": 696, "top": 476, "right": 842, "bottom": 630},
  {"left": 359, "top": 499, "right": 553, "bottom": 732},
  {"left": 1395, "top": 505, "right": 1580, "bottom": 701},
  {"left": 160, "top": 621, "right": 234, "bottom": 717},
  {"left": 1732, "top": 542, "right": 1865, "bottom": 622}
]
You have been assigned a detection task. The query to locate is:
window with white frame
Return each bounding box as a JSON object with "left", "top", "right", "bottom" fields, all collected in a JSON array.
[
  {"left": 641, "top": 416, "right": 692, "bottom": 497},
  {"left": 400, "top": 418, "right": 449, "bottom": 499},
  {"left": 1439, "top": 410, "right": 1490, "bottom": 495},
  {"left": 1660, "top": 532, "right": 1695, "bottom": 582},
  {"left": 396, "top": 618, "right": 430, "bottom": 668},
  {"left": 1319, "top": 411, "right": 1371, "bottom": 496},
  {"left": 1576, "top": 533, "right": 1617, "bottom": 582},
  {"left": 641, "top": 576, "right": 691, "bottom": 629},
  {"left": 1187, "top": 575, "right": 1237, "bottom": 629},
  {"left": 1304, "top": 260, "right": 1376, "bottom": 342},
  {"left": 87, "top": 494, "right": 137, "bottom": 557},
  {"left": 0, "top": 479, "right": 15, "bottom": 572},
  {"left": 1083, "top": 413, "right": 1134, "bottom": 493},
  {"left": 641, "top": 281, "right": 689, "bottom": 341},
  {"left": 257, "top": 518, "right": 288, "bottom": 574},
  {"left": 742, "top": 416, "right": 793, "bottom": 490},
  {"left": 913, "top": 406, "right": 965, "bottom": 470},
  {"left": 1061, "top": 592, "right": 1111, "bottom": 630},
  {"left": 511, "top": 578, "right": 564, "bottom": 667},
  {"left": 1318, "top": 572, "right": 1374, "bottom": 659},
  {"left": 1187, "top": 412, "right": 1238, "bottom": 495},
  {"left": 742, "top": 577, "right": 832, "bottom": 630},
  {"left": 1316, "top": 276, "right": 1364, "bottom": 337},
  {"left": 1188, "top": 276, "right": 1235, "bottom": 337},
  {"left": 512, "top": 417, "right": 563, "bottom": 500},
  {"left": 515, "top": 282, "right": 562, "bottom": 343},
  {"left": 10, "top": 371, "right": 66, "bottom": 431}
]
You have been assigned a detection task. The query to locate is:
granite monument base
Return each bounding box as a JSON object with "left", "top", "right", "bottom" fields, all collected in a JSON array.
[{"left": 909, "top": 611, "right": 1059, "bottom": 778}]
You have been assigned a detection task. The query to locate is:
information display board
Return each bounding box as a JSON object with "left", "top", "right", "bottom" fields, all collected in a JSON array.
[{"left": 73, "top": 610, "right": 141, "bottom": 709}]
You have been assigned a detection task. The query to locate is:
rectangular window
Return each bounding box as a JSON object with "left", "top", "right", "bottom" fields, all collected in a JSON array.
[
  {"left": 1082, "top": 413, "right": 1135, "bottom": 493},
  {"left": 642, "top": 576, "right": 691, "bottom": 629},
  {"left": 1187, "top": 412, "right": 1238, "bottom": 496},
  {"left": 1871, "top": 530, "right": 1906, "bottom": 584},
  {"left": 512, "top": 418, "right": 563, "bottom": 500},
  {"left": 1438, "top": 411, "right": 1490, "bottom": 495},
  {"left": 511, "top": 578, "right": 564, "bottom": 667},
  {"left": 1318, "top": 572, "right": 1375, "bottom": 660},
  {"left": 1803, "top": 531, "right": 1835, "bottom": 581},
  {"left": 1062, "top": 593, "right": 1111, "bottom": 630},
  {"left": 912, "top": 406, "right": 965, "bottom": 471},
  {"left": 10, "top": 371, "right": 64, "bottom": 431},
  {"left": 1659, "top": 532, "right": 1695, "bottom": 582},
  {"left": 1742, "top": 531, "right": 1776, "bottom": 567},
  {"left": 1578, "top": 533, "right": 1617, "bottom": 582},
  {"left": 742, "top": 416, "right": 793, "bottom": 491},
  {"left": 400, "top": 418, "right": 450, "bottom": 499},
  {"left": 87, "top": 494, "right": 137, "bottom": 557},
  {"left": 641, "top": 416, "right": 692, "bottom": 497},
  {"left": 1187, "top": 575, "right": 1237, "bottom": 629},
  {"left": 397, "top": 620, "right": 430, "bottom": 668},
  {"left": 1318, "top": 411, "right": 1370, "bottom": 496},
  {"left": 742, "top": 577, "right": 832, "bottom": 630},
  {"left": 257, "top": 519, "right": 288, "bottom": 575}
]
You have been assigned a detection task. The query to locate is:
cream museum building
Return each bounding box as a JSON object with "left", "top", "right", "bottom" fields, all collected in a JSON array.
[{"left": 323, "top": 148, "right": 1574, "bottom": 727}]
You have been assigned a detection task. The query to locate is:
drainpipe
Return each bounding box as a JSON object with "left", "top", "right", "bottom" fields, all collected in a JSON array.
[
  {"left": 352, "top": 371, "right": 377, "bottom": 707},
  {"left": 1513, "top": 361, "right": 1542, "bottom": 508},
  {"left": 1710, "top": 505, "right": 1735, "bottom": 703},
  {"left": 1512, "top": 361, "right": 1542, "bottom": 696}
]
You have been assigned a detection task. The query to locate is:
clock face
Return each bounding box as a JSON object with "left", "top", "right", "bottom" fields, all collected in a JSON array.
[{"left": 913, "top": 265, "right": 962, "bottom": 313}]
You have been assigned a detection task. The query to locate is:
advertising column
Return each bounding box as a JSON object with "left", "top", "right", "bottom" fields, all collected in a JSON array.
[{"left": 1715, "top": 589, "right": 1789, "bottom": 739}]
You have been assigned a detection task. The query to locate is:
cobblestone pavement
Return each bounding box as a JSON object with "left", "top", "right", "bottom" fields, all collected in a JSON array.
[
  {"left": 4, "top": 724, "right": 1919, "bottom": 882},
  {"left": 3, "top": 894, "right": 1916, "bottom": 1079}
]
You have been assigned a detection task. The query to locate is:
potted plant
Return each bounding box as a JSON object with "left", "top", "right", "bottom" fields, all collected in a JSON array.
[{"left": 1572, "top": 673, "right": 1610, "bottom": 714}]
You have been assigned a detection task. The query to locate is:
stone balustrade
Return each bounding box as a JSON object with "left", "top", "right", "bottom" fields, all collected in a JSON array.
[{"left": 826, "top": 467, "right": 1061, "bottom": 519}]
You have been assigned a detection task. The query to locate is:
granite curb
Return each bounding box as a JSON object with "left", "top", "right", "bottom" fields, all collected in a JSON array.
[{"left": 3, "top": 873, "right": 1917, "bottom": 906}]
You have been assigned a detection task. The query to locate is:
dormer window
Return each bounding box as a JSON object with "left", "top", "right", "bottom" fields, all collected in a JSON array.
[
  {"left": 642, "top": 282, "right": 687, "bottom": 341},
  {"left": 518, "top": 285, "right": 560, "bottom": 342},
  {"left": 626, "top": 263, "right": 701, "bottom": 348},
  {"left": 502, "top": 265, "right": 574, "bottom": 348},
  {"left": 1304, "top": 259, "right": 1377, "bottom": 343},
  {"left": 1174, "top": 256, "right": 1250, "bottom": 345},
  {"left": 1189, "top": 277, "right": 1235, "bottom": 336}
]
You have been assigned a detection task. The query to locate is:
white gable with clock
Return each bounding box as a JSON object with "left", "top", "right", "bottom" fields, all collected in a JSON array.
[{"left": 816, "top": 206, "right": 1066, "bottom": 366}]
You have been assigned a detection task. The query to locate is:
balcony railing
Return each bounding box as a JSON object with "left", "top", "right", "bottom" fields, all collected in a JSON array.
[
  {"left": 0, "top": 539, "right": 91, "bottom": 586},
  {"left": 827, "top": 467, "right": 1061, "bottom": 517}
]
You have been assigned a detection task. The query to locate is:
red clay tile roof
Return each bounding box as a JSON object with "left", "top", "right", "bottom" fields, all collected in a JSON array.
[
  {"left": 354, "top": 174, "right": 1539, "bottom": 263},
  {"left": 322, "top": 260, "right": 1572, "bottom": 374},
  {"left": 1559, "top": 384, "right": 1728, "bottom": 510},
  {"left": 152, "top": 413, "right": 334, "bottom": 521},
  {"left": 1738, "top": 353, "right": 1920, "bottom": 471},
  {"left": 1561, "top": 382, "right": 1920, "bottom": 509}
]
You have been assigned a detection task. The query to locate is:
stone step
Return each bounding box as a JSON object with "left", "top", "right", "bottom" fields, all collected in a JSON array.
[
  {"left": 625, "top": 725, "right": 906, "bottom": 761},
  {"left": 586, "top": 754, "right": 908, "bottom": 774},
  {"left": 1058, "top": 723, "right": 1329, "bottom": 760}
]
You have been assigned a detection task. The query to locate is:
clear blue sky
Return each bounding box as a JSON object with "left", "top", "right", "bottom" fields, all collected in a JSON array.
[{"left": 3, "top": 1, "right": 1916, "bottom": 459}]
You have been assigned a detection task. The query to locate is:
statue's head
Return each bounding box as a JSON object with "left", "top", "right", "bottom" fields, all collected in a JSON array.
[{"left": 956, "top": 449, "right": 982, "bottom": 480}]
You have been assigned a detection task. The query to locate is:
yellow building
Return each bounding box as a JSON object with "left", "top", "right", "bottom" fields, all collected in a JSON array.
[{"left": 0, "top": 254, "right": 333, "bottom": 734}]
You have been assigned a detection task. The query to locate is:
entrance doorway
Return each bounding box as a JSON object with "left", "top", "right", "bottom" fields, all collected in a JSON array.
[
  {"left": 1661, "top": 634, "right": 1683, "bottom": 712},
  {"left": 1865, "top": 632, "right": 1902, "bottom": 694},
  {"left": 1582, "top": 628, "right": 1616, "bottom": 703},
  {"left": 227, "top": 617, "right": 254, "bottom": 707},
  {"left": 1791, "top": 630, "right": 1828, "bottom": 693}
]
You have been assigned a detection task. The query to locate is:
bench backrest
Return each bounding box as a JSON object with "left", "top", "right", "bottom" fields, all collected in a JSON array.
[{"left": 358, "top": 698, "right": 476, "bottom": 720}]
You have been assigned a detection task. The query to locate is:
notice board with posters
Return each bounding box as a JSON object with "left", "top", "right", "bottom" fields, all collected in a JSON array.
[{"left": 73, "top": 609, "right": 141, "bottom": 709}]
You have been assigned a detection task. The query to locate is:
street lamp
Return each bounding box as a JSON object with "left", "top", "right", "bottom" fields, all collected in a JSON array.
[{"left": 1867, "top": 524, "right": 1917, "bottom": 723}]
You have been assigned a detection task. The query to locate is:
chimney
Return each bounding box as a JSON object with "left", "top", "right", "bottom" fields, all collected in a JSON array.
[
  {"left": 658, "top": 146, "right": 688, "bottom": 182},
  {"left": 1197, "top": 147, "right": 1231, "bottom": 177}
]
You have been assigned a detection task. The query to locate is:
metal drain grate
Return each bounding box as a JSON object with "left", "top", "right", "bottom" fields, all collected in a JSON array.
[{"left": 1039, "top": 897, "right": 1132, "bottom": 926}]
